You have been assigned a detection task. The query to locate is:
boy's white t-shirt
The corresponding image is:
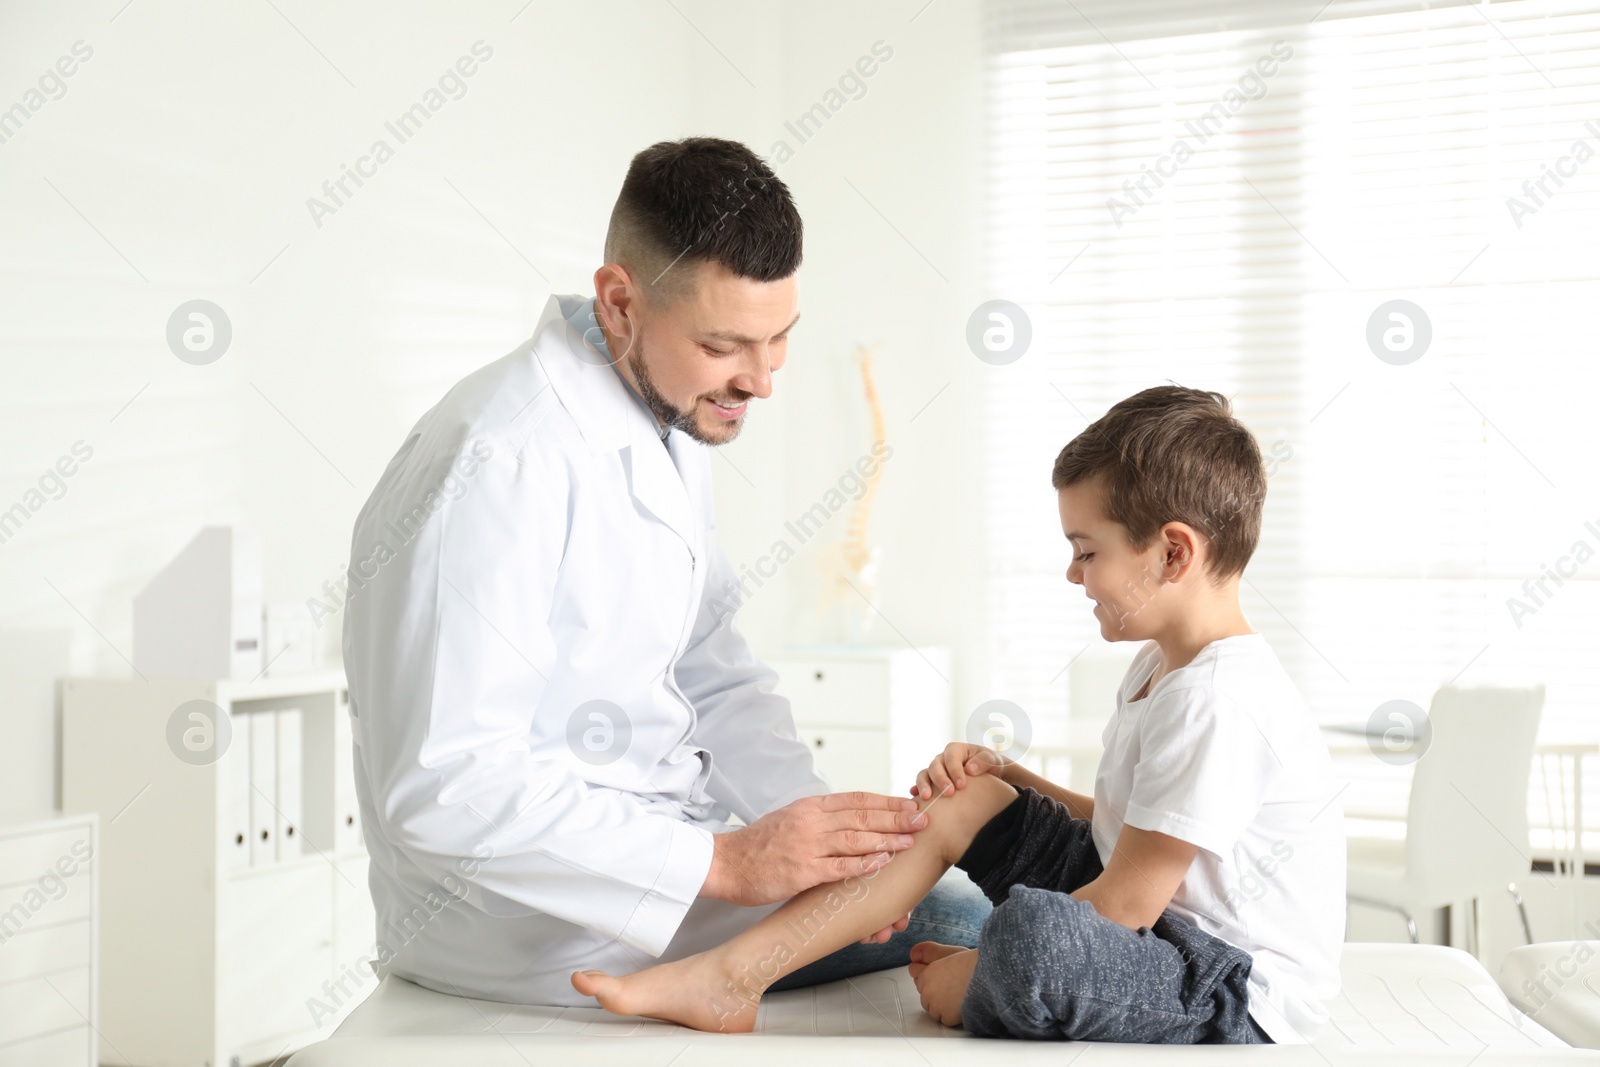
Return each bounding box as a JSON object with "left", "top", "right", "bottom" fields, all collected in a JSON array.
[{"left": 1091, "top": 633, "right": 1346, "bottom": 1045}]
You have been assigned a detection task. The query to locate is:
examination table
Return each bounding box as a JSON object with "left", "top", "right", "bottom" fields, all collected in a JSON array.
[{"left": 285, "top": 943, "right": 1600, "bottom": 1065}]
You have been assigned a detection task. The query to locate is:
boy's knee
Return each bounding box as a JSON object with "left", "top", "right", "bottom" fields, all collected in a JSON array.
[
  {"left": 983, "top": 885, "right": 1097, "bottom": 968},
  {"left": 965, "top": 771, "right": 1019, "bottom": 810},
  {"left": 988, "top": 887, "right": 1181, "bottom": 982},
  {"left": 997, "top": 883, "right": 1089, "bottom": 921},
  {"left": 926, "top": 773, "right": 1018, "bottom": 864}
]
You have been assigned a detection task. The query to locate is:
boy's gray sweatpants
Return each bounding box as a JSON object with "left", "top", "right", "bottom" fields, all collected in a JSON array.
[{"left": 953, "top": 786, "right": 1273, "bottom": 1044}]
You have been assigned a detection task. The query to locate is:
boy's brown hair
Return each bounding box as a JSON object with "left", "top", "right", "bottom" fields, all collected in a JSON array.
[{"left": 1051, "top": 385, "right": 1266, "bottom": 582}]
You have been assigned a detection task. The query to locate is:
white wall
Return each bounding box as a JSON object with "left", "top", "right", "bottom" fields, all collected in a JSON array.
[
  {"left": 741, "top": 0, "right": 992, "bottom": 716},
  {"left": 0, "top": 0, "right": 991, "bottom": 813}
]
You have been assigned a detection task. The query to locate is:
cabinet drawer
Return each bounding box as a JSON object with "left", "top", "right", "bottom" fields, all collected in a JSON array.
[
  {"left": 0, "top": 830, "right": 92, "bottom": 886},
  {"left": 0, "top": 862, "right": 93, "bottom": 930},
  {"left": 0, "top": 921, "right": 92, "bottom": 985},
  {"left": 769, "top": 659, "right": 890, "bottom": 729},
  {"left": 0, "top": 967, "right": 91, "bottom": 1047},
  {"left": 0, "top": 1025, "right": 91, "bottom": 1067},
  {"left": 798, "top": 726, "right": 892, "bottom": 795}
]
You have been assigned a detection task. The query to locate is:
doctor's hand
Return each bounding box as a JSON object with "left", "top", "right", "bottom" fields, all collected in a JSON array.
[
  {"left": 912, "top": 742, "right": 1012, "bottom": 802},
  {"left": 859, "top": 912, "right": 910, "bottom": 945},
  {"left": 700, "top": 791, "right": 929, "bottom": 906}
]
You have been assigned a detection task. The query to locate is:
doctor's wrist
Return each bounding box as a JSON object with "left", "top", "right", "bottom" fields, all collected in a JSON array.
[{"left": 699, "top": 828, "right": 744, "bottom": 902}]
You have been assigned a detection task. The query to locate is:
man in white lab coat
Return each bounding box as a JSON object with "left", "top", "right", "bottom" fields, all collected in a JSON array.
[{"left": 341, "top": 137, "right": 989, "bottom": 1006}]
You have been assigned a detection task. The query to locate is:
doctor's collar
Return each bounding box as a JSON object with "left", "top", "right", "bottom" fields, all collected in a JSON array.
[
  {"left": 609, "top": 359, "right": 670, "bottom": 446},
  {"left": 569, "top": 297, "right": 670, "bottom": 446}
]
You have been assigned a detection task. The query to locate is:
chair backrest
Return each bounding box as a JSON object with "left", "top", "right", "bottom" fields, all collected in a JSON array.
[{"left": 1405, "top": 684, "right": 1544, "bottom": 903}]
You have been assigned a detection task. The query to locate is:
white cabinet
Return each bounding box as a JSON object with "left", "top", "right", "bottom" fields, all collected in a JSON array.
[
  {"left": 0, "top": 811, "right": 97, "bottom": 1067},
  {"left": 762, "top": 646, "right": 951, "bottom": 797},
  {"left": 61, "top": 670, "right": 374, "bottom": 1067}
]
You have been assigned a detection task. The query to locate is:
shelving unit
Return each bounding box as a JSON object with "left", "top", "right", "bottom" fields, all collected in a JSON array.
[{"left": 62, "top": 670, "right": 372, "bottom": 1067}]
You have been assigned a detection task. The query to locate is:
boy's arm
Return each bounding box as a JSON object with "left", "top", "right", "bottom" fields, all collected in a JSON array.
[
  {"left": 1070, "top": 824, "right": 1198, "bottom": 930},
  {"left": 997, "top": 760, "right": 1095, "bottom": 820}
]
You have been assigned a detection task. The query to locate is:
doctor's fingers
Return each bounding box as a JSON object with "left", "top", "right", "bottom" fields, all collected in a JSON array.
[
  {"left": 813, "top": 790, "right": 922, "bottom": 815},
  {"left": 822, "top": 826, "right": 920, "bottom": 859},
  {"left": 820, "top": 851, "right": 896, "bottom": 883},
  {"left": 858, "top": 915, "right": 905, "bottom": 945},
  {"left": 810, "top": 791, "right": 928, "bottom": 834}
]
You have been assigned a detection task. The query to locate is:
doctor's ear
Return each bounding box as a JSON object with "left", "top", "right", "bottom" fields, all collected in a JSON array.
[
  {"left": 592, "top": 264, "right": 639, "bottom": 324},
  {"left": 609, "top": 307, "right": 640, "bottom": 363},
  {"left": 592, "top": 267, "right": 644, "bottom": 360}
]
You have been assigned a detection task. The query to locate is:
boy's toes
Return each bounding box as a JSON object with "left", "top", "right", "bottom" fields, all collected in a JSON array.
[
  {"left": 571, "top": 969, "right": 618, "bottom": 1001},
  {"left": 910, "top": 941, "right": 965, "bottom": 964}
]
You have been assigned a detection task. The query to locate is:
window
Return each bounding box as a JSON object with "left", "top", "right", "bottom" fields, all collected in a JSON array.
[{"left": 983, "top": 0, "right": 1600, "bottom": 847}]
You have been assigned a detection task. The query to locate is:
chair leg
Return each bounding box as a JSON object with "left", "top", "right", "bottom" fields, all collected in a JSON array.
[
  {"left": 1508, "top": 882, "right": 1534, "bottom": 944},
  {"left": 1348, "top": 894, "right": 1419, "bottom": 944}
]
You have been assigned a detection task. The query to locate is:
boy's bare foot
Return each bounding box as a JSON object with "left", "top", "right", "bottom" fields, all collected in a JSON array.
[
  {"left": 571, "top": 949, "right": 762, "bottom": 1033},
  {"left": 908, "top": 940, "right": 967, "bottom": 970}
]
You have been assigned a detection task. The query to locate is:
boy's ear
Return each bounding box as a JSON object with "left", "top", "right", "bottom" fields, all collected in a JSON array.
[{"left": 1161, "top": 522, "right": 1202, "bottom": 574}]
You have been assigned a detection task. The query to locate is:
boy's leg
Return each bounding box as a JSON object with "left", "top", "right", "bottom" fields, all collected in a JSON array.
[
  {"left": 764, "top": 868, "right": 991, "bottom": 992},
  {"left": 955, "top": 787, "right": 1265, "bottom": 1043},
  {"left": 571, "top": 773, "right": 1019, "bottom": 1031},
  {"left": 770, "top": 781, "right": 1104, "bottom": 992},
  {"left": 768, "top": 783, "right": 1097, "bottom": 993},
  {"left": 955, "top": 786, "right": 1109, "bottom": 903},
  {"left": 961, "top": 887, "right": 1262, "bottom": 1043},
  {"left": 952, "top": 792, "right": 1268, "bottom": 1045}
]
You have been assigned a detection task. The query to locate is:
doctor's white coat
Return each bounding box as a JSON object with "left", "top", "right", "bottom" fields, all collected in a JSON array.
[{"left": 341, "top": 293, "right": 829, "bottom": 1004}]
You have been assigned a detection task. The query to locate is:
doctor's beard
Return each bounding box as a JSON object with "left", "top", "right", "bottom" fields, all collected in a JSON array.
[{"left": 626, "top": 339, "right": 748, "bottom": 446}]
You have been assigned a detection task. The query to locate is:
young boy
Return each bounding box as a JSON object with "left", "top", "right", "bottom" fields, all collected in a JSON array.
[{"left": 572, "top": 385, "right": 1346, "bottom": 1043}]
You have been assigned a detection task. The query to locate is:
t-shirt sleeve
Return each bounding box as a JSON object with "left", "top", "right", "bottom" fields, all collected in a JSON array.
[{"left": 1123, "top": 687, "right": 1281, "bottom": 859}]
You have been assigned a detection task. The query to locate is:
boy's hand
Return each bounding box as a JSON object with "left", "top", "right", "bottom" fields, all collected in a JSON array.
[
  {"left": 908, "top": 941, "right": 978, "bottom": 1027},
  {"left": 912, "top": 742, "right": 1011, "bottom": 801}
]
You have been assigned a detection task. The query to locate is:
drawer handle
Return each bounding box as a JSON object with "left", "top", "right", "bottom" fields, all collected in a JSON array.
[
  {"left": 813, "top": 736, "right": 825, "bottom": 748},
  {"left": 814, "top": 670, "right": 824, "bottom": 681}
]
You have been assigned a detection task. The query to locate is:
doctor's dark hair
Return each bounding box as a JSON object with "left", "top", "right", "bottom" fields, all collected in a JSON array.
[
  {"left": 604, "top": 137, "right": 802, "bottom": 303},
  {"left": 1051, "top": 385, "right": 1266, "bottom": 583}
]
